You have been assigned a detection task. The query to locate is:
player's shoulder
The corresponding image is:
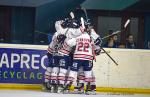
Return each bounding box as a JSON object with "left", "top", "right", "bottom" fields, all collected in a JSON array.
[{"left": 81, "top": 32, "right": 90, "bottom": 37}]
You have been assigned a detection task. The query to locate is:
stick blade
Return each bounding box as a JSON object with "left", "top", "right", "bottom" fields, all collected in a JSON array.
[
  {"left": 80, "top": 17, "right": 85, "bottom": 29},
  {"left": 113, "top": 31, "right": 121, "bottom": 35},
  {"left": 124, "top": 19, "right": 130, "bottom": 28},
  {"left": 70, "top": 12, "right": 75, "bottom": 19}
]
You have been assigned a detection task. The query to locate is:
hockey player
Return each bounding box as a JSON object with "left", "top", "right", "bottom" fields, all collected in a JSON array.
[
  {"left": 55, "top": 16, "right": 90, "bottom": 93},
  {"left": 44, "top": 31, "right": 63, "bottom": 91},
  {"left": 57, "top": 17, "right": 101, "bottom": 93},
  {"left": 49, "top": 24, "right": 70, "bottom": 93},
  {"left": 56, "top": 20, "right": 83, "bottom": 93},
  {"left": 43, "top": 31, "right": 58, "bottom": 91},
  {"left": 64, "top": 30, "right": 95, "bottom": 93},
  {"left": 43, "top": 19, "right": 68, "bottom": 92},
  {"left": 56, "top": 38, "right": 74, "bottom": 93},
  {"left": 44, "top": 14, "right": 81, "bottom": 92},
  {"left": 85, "top": 25, "right": 101, "bottom": 95},
  {"left": 64, "top": 17, "right": 101, "bottom": 95}
]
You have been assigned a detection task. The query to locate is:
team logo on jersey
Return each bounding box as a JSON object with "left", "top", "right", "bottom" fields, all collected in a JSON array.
[
  {"left": 59, "top": 59, "right": 65, "bottom": 67},
  {"left": 72, "top": 62, "right": 78, "bottom": 68}
]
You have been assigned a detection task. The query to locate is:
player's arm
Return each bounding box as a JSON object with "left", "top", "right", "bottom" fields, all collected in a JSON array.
[
  {"left": 94, "top": 45, "right": 101, "bottom": 56},
  {"left": 55, "top": 20, "right": 68, "bottom": 43},
  {"left": 66, "top": 38, "right": 76, "bottom": 47},
  {"left": 53, "top": 30, "right": 67, "bottom": 43},
  {"left": 55, "top": 20, "right": 64, "bottom": 32},
  {"left": 90, "top": 28, "right": 102, "bottom": 46}
]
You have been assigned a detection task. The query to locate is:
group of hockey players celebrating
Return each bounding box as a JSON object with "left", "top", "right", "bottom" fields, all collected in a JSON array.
[{"left": 43, "top": 12, "right": 102, "bottom": 95}]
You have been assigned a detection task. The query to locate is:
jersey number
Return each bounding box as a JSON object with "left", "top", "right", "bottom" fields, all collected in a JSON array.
[{"left": 77, "top": 42, "right": 89, "bottom": 52}]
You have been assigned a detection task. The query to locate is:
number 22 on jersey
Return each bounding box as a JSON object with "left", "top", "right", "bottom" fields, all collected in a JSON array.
[{"left": 77, "top": 42, "right": 90, "bottom": 52}]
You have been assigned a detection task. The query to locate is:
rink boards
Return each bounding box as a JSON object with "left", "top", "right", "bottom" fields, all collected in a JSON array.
[{"left": 0, "top": 44, "right": 150, "bottom": 94}]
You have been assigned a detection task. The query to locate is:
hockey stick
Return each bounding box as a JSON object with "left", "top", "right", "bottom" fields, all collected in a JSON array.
[
  {"left": 81, "top": 7, "right": 89, "bottom": 23},
  {"left": 102, "top": 48, "right": 118, "bottom": 65},
  {"left": 102, "top": 31, "right": 121, "bottom": 40},
  {"left": 102, "top": 19, "right": 130, "bottom": 65},
  {"left": 101, "top": 19, "right": 130, "bottom": 66},
  {"left": 102, "top": 19, "right": 130, "bottom": 40},
  {"left": 81, "top": 6, "right": 131, "bottom": 66},
  {"left": 35, "top": 12, "right": 76, "bottom": 37},
  {"left": 64, "top": 11, "right": 75, "bottom": 36},
  {"left": 81, "top": 7, "right": 119, "bottom": 66},
  {"left": 35, "top": 30, "right": 51, "bottom": 36}
]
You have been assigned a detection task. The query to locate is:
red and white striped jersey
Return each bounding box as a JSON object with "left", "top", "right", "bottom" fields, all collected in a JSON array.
[
  {"left": 65, "top": 27, "right": 83, "bottom": 39},
  {"left": 57, "top": 27, "right": 84, "bottom": 56},
  {"left": 48, "top": 22, "right": 100, "bottom": 56},
  {"left": 47, "top": 31, "right": 64, "bottom": 54},
  {"left": 58, "top": 38, "right": 72, "bottom": 56},
  {"left": 66, "top": 28, "right": 99, "bottom": 41},
  {"left": 67, "top": 32, "right": 95, "bottom": 61}
]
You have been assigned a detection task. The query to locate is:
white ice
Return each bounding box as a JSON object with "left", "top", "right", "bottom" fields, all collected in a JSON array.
[{"left": 0, "top": 90, "right": 149, "bottom": 97}]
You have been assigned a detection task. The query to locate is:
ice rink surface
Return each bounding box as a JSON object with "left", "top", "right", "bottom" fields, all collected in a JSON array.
[{"left": 0, "top": 90, "right": 149, "bottom": 97}]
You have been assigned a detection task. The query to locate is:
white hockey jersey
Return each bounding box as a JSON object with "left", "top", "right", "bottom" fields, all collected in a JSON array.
[
  {"left": 55, "top": 20, "right": 100, "bottom": 40},
  {"left": 67, "top": 32, "right": 95, "bottom": 61},
  {"left": 47, "top": 31, "right": 63, "bottom": 54},
  {"left": 66, "top": 27, "right": 100, "bottom": 41},
  {"left": 57, "top": 27, "right": 83, "bottom": 56},
  {"left": 58, "top": 38, "right": 72, "bottom": 56},
  {"left": 49, "top": 20, "right": 100, "bottom": 56}
]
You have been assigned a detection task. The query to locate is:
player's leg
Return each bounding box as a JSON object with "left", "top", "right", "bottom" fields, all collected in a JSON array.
[
  {"left": 66, "top": 60, "right": 80, "bottom": 93},
  {"left": 90, "top": 70, "right": 96, "bottom": 93},
  {"left": 76, "top": 66, "right": 85, "bottom": 93},
  {"left": 57, "top": 68, "right": 68, "bottom": 93},
  {"left": 63, "top": 67, "right": 71, "bottom": 93},
  {"left": 43, "top": 67, "right": 52, "bottom": 90},
  {"left": 57, "top": 56, "right": 70, "bottom": 93},
  {"left": 43, "top": 53, "right": 53, "bottom": 91},
  {"left": 50, "top": 55, "right": 60, "bottom": 93},
  {"left": 83, "top": 60, "right": 96, "bottom": 95},
  {"left": 64, "top": 53, "right": 74, "bottom": 92},
  {"left": 85, "top": 71, "right": 96, "bottom": 95}
]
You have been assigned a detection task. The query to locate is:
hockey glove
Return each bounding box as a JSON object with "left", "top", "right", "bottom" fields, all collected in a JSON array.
[
  {"left": 57, "top": 34, "right": 66, "bottom": 43},
  {"left": 94, "top": 37, "right": 102, "bottom": 46},
  {"left": 95, "top": 49, "right": 101, "bottom": 56}
]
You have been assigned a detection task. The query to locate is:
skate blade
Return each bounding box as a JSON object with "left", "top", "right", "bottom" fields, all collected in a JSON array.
[
  {"left": 85, "top": 92, "right": 97, "bottom": 95},
  {"left": 63, "top": 91, "right": 84, "bottom": 94}
]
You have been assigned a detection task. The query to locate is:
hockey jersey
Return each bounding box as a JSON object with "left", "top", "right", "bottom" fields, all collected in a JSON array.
[
  {"left": 55, "top": 20, "right": 100, "bottom": 41},
  {"left": 57, "top": 27, "right": 83, "bottom": 56},
  {"left": 47, "top": 31, "right": 63, "bottom": 54},
  {"left": 67, "top": 32, "right": 95, "bottom": 61},
  {"left": 58, "top": 38, "right": 72, "bottom": 56},
  {"left": 49, "top": 20, "right": 100, "bottom": 56}
]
